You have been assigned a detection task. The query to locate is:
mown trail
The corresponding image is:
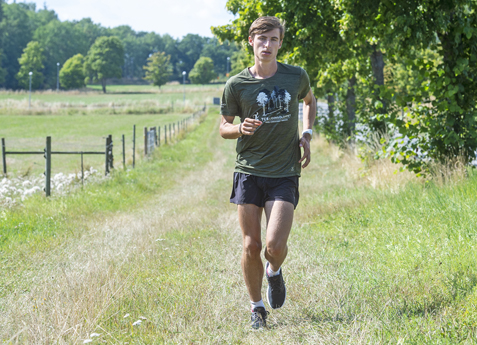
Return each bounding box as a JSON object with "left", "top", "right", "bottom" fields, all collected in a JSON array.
[{"left": 2, "top": 111, "right": 408, "bottom": 344}]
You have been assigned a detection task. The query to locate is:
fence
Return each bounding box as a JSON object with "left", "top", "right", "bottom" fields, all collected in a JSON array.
[{"left": 1, "top": 106, "right": 206, "bottom": 197}]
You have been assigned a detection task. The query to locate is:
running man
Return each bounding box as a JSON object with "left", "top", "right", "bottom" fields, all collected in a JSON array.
[{"left": 219, "top": 16, "right": 317, "bottom": 329}]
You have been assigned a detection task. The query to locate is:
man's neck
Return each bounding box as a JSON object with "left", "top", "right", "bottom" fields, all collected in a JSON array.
[{"left": 249, "top": 59, "right": 278, "bottom": 79}]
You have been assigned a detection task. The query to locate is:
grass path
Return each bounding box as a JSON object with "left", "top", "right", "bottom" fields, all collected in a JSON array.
[
  {"left": 4, "top": 109, "right": 477, "bottom": 343},
  {"left": 2, "top": 110, "right": 367, "bottom": 344}
]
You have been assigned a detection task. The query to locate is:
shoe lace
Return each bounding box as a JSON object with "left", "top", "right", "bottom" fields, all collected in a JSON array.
[{"left": 252, "top": 308, "right": 269, "bottom": 321}]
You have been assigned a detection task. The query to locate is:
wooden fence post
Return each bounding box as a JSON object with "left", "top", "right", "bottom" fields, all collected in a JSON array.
[
  {"left": 105, "top": 136, "right": 110, "bottom": 176},
  {"left": 45, "top": 136, "right": 51, "bottom": 197},
  {"left": 169, "top": 124, "right": 171, "bottom": 141},
  {"left": 165, "top": 125, "right": 167, "bottom": 145},
  {"left": 173, "top": 123, "right": 175, "bottom": 138},
  {"left": 132, "top": 125, "right": 136, "bottom": 169},
  {"left": 122, "top": 134, "right": 125, "bottom": 169},
  {"left": 144, "top": 127, "right": 148, "bottom": 156},
  {"left": 2, "top": 138, "right": 6, "bottom": 176},
  {"left": 108, "top": 134, "right": 113, "bottom": 169},
  {"left": 158, "top": 126, "right": 161, "bottom": 147}
]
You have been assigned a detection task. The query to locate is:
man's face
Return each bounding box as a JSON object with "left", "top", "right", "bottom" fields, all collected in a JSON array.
[{"left": 249, "top": 28, "right": 282, "bottom": 62}]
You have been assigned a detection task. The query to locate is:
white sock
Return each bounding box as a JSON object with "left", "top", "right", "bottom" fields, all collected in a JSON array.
[
  {"left": 251, "top": 299, "right": 266, "bottom": 311},
  {"left": 267, "top": 265, "right": 281, "bottom": 277}
]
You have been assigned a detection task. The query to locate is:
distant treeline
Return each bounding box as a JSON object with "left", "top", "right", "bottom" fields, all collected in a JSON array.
[{"left": 0, "top": 1, "right": 238, "bottom": 90}]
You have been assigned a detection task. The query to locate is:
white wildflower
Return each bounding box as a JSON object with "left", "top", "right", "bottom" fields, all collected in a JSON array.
[
  {"left": 83, "top": 340, "right": 93, "bottom": 344},
  {"left": 123, "top": 313, "right": 130, "bottom": 318},
  {"left": 132, "top": 320, "right": 142, "bottom": 326},
  {"left": 90, "top": 333, "right": 101, "bottom": 337}
]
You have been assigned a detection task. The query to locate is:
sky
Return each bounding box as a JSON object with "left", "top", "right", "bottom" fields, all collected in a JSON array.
[{"left": 5, "top": 0, "right": 236, "bottom": 38}]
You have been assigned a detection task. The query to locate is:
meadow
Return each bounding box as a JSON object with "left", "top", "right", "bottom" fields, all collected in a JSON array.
[
  {"left": 2, "top": 88, "right": 477, "bottom": 343},
  {"left": 0, "top": 84, "right": 222, "bottom": 109},
  {"left": 0, "top": 84, "right": 222, "bottom": 176}
]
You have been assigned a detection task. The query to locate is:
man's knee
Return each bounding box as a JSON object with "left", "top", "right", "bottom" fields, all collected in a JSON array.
[
  {"left": 243, "top": 238, "right": 262, "bottom": 257},
  {"left": 265, "top": 241, "right": 287, "bottom": 258}
]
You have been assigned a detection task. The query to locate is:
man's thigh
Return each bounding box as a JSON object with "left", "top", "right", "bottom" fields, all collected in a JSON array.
[{"left": 264, "top": 200, "right": 294, "bottom": 247}]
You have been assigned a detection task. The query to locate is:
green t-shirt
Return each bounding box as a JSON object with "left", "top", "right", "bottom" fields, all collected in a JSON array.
[{"left": 220, "top": 62, "right": 310, "bottom": 178}]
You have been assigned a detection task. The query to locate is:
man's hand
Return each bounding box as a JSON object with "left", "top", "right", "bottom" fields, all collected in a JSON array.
[
  {"left": 298, "top": 134, "right": 311, "bottom": 168},
  {"left": 241, "top": 118, "right": 262, "bottom": 135}
]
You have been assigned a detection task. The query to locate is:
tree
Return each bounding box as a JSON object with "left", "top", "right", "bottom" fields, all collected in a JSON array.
[
  {"left": 16, "top": 41, "right": 44, "bottom": 89},
  {"left": 201, "top": 38, "right": 238, "bottom": 76},
  {"left": 143, "top": 52, "right": 172, "bottom": 89},
  {"left": 73, "top": 18, "right": 109, "bottom": 47},
  {"left": 176, "top": 34, "right": 207, "bottom": 79},
  {"left": 59, "top": 54, "right": 85, "bottom": 89},
  {"left": 84, "top": 36, "right": 124, "bottom": 93},
  {"left": 2, "top": 2, "right": 34, "bottom": 89},
  {"left": 189, "top": 57, "right": 216, "bottom": 84},
  {"left": 33, "top": 20, "right": 89, "bottom": 88},
  {"left": 335, "top": 0, "right": 477, "bottom": 173},
  {"left": 230, "top": 47, "right": 253, "bottom": 76}
]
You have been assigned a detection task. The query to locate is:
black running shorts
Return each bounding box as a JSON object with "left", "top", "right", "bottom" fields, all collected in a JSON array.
[{"left": 230, "top": 172, "right": 299, "bottom": 209}]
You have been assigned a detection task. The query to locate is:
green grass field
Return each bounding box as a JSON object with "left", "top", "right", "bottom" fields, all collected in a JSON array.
[
  {"left": 1, "top": 113, "right": 197, "bottom": 176},
  {"left": 2, "top": 100, "right": 477, "bottom": 343},
  {"left": 0, "top": 84, "right": 222, "bottom": 176},
  {"left": 0, "top": 84, "right": 223, "bottom": 108}
]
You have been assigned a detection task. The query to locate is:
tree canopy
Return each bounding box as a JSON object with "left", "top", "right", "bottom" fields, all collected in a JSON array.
[
  {"left": 143, "top": 52, "right": 173, "bottom": 89},
  {"left": 59, "top": 54, "right": 85, "bottom": 90},
  {"left": 189, "top": 57, "right": 216, "bottom": 84},
  {"left": 0, "top": 2, "right": 238, "bottom": 90},
  {"left": 16, "top": 41, "right": 44, "bottom": 89},
  {"left": 213, "top": 0, "right": 477, "bottom": 175},
  {"left": 84, "top": 36, "right": 124, "bottom": 93}
]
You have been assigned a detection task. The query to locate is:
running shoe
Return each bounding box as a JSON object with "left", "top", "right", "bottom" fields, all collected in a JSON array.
[
  {"left": 266, "top": 262, "right": 287, "bottom": 309},
  {"left": 250, "top": 307, "right": 268, "bottom": 329}
]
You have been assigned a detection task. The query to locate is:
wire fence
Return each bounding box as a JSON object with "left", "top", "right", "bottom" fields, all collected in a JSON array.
[{"left": 1, "top": 106, "right": 207, "bottom": 197}]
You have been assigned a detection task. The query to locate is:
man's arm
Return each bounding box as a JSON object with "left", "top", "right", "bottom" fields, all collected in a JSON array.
[
  {"left": 220, "top": 115, "right": 262, "bottom": 139},
  {"left": 298, "top": 89, "right": 317, "bottom": 168}
]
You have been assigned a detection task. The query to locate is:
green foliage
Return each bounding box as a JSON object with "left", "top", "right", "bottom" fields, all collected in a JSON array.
[
  {"left": 215, "top": 0, "right": 477, "bottom": 175},
  {"left": 230, "top": 47, "right": 253, "bottom": 76},
  {"left": 0, "top": 3, "right": 236, "bottom": 89},
  {"left": 189, "top": 57, "right": 216, "bottom": 84},
  {"left": 143, "top": 52, "right": 173, "bottom": 89},
  {"left": 176, "top": 34, "right": 207, "bottom": 79},
  {"left": 84, "top": 36, "right": 124, "bottom": 93},
  {"left": 16, "top": 41, "right": 44, "bottom": 89},
  {"left": 59, "top": 54, "right": 85, "bottom": 89},
  {"left": 33, "top": 20, "right": 89, "bottom": 89},
  {"left": 2, "top": 2, "right": 34, "bottom": 89},
  {"left": 201, "top": 38, "right": 238, "bottom": 76}
]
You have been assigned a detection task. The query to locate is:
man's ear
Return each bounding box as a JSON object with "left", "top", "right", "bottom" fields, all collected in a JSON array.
[{"left": 248, "top": 36, "right": 253, "bottom": 46}]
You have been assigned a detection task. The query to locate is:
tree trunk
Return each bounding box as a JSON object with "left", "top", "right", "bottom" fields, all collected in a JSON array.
[
  {"left": 369, "top": 45, "right": 386, "bottom": 132},
  {"left": 101, "top": 79, "right": 107, "bottom": 93},
  {"left": 326, "top": 90, "right": 335, "bottom": 120},
  {"left": 370, "top": 46, "right": 385, "bottom": 86},
  {"left": 346, "top": 75, "right": 357, "bottom": 135}
]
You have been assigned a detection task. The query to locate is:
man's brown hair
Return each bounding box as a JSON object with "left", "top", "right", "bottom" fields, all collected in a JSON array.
[{"left": 249, "top": 16, "right": 285, "bottom": 41}]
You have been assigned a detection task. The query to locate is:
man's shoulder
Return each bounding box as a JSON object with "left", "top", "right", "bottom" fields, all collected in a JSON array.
[
  {"left": 226, "top": 68, "right": 251, "bottom": 88},
  {"left": 277, "top": 62, "right": 305, "bottom": 76}
]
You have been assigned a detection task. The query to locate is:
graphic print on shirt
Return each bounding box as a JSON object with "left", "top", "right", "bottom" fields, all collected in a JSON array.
[{"left": 253, "top": 86, "right": 292, "bottom": 123}]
